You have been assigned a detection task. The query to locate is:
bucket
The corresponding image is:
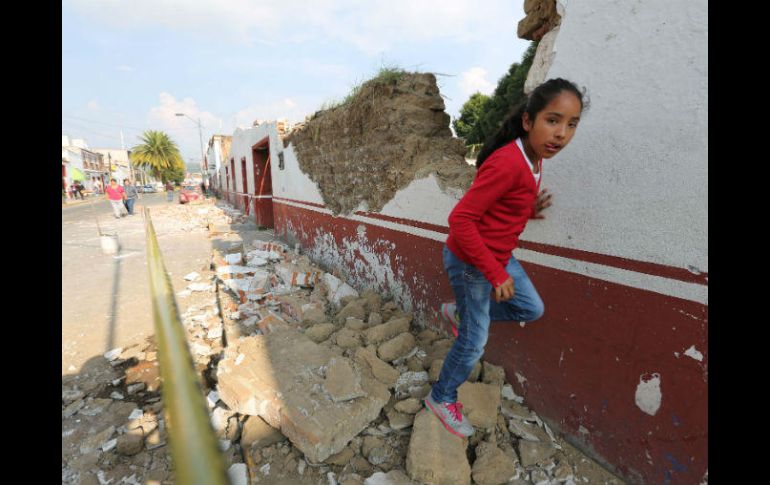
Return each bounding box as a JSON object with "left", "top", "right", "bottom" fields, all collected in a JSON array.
[{"left": 100, "top": 233, "right": 120, "bottom": 255}]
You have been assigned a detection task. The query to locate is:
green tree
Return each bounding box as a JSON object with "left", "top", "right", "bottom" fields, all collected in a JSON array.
[
  {"left": 475, "top": 41, "right": 538, "bottom": 144},
  {"left": 453, "top": 92, "right": 491, "bottom": 145},
  {"left": 454, "top": 41, "right": 539, "bottom": 155},
  {"left": 130, "top": 130, "right": 186, "bottom": 183}
]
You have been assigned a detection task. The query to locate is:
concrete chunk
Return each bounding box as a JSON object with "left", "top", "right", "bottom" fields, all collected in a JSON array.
[
  {"left": 518, "top": 440, "right": 558, "bottom": 467},
  {"left": 240, "top": 415, "right": 285, "bottom": 448},
  {"left": 377, "top": 333, "right": 415, "bottom": 362},
  {"left": 457, "top": 382, "right": 501, "bottom": 429},
  {"left": 324, "top": 357, "right": 367, "bottom": 403},
  {"left": 471, "top": 441, "right": 518, "bottom": 485},
  {"left": 216, "top": 329, "right": 389, "bottom": 463},
  {"left": 355, "top": 347, "right": 400, "bottom": 387},
  {"left": 305, "top": 323, "right": 336, "bottom": 343},
  {"left": 364, "top": 317, "right": 411, "bottom": 345},
  {"left": 406, "top": 410, "right": 470, "bottom": 485}
]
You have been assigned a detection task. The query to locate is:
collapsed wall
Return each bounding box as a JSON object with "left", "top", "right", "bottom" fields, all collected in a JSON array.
[{"left": 283, "top": 72, "right": 475, "bottom": 215}]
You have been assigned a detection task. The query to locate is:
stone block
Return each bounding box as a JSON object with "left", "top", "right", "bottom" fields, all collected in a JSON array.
[
  {"left": 335, "top": 328, "right": 363, "bottom": 349},
  {"left": 354, "top": 347, "right": 400, "bottom": 388},
  {"left": 394, "top": 398, "right": 423, "bottom": 415},
  {"left": 240, "top": 415, "right": 285, "bottom": 448},
  {"left": 406, "top": 410, "right": 470, "bottom": 485},
  {"left": 305, "top": 323, "right": 336, "bottom": 343},
  {"left": 378, "top": 333, "right": 415, "bottom": 362},
  {"left": 364, "top": 317, "right": 411, "bottom": 345},
  {"left": 324, "top": 357, "right": 367, "bottom": 403},
  {"left": 471, "top": 441, "right": 518, "bottom": 485},
  {"left": 216, "top": 328, "right": 390, "bottom": 463},
  {"left": 482, "top": 361, "right": 506, "bottom": 387},
  {"left": 336, "top": 300, "right": 367, "bottom": 324},
  {"left": 518, "top": 440, "right": 558, "bottom": 467},
  {"left": 457, "top": 382, "right": 501, "bottom": 429}
]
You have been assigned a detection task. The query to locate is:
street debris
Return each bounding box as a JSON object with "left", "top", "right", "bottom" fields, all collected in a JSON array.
[{"left": 62, "top": 200, "right": 625, "bottom": 485}]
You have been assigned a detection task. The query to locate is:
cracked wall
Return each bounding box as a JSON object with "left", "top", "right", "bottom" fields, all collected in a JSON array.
[{"left": 283, "top": 72, "right": 474, "bottom": 215}]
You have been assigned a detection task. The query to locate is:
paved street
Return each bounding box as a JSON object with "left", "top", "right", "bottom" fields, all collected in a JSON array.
[{"left": 61, "top": 192, "right": 212, "bottom": 375}]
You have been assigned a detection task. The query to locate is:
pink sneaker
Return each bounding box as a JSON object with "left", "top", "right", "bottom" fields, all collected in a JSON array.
[{"left": 424, "top": 393, "right": 474, "bottom": 437}]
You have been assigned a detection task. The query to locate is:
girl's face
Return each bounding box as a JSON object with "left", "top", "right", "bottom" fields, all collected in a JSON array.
[{"left": 522, "top": 91, "right": 582, "bottom": 160}]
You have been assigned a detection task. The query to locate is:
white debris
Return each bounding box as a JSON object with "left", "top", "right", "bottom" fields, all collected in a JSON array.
[
  {"left": 192, "top": 342, "right": 212, "bottom": 356},
  {"left": 102, "top": 438, "right": 118, "bottom": 452},
  {"left": 207, "top": 391, "right": 220, "bottom": 408},
  {"left": 260, "top": 463, "right": 271, "bottom": 476},
  {"left": 228, "top": 463, "right": 249, "bottom": 485},
  {"left": 684, "top": 345, "right": 704, "bottom": 362},
  {"left": 323, "top": 273, "right": 358, "bottom": 308},
  {"left": 327, "top": 472, "right": 338, "bottom": 485},
  {"left": 235, "top": 353, "right": 246, "bottom": 366},
  {"left": 68, "top": 365, "right": 76, "bottom": 372},
  {"left": 219, "top": 439, "right": 231, "bottom": 451},
  {"left": 242, "top": 316, "right": 258, "bottom": 327},
  {"left": 97, "top": 470, "right": 113, "bottom": 485},
  {"left": 225, "top": 253, "right": 243, "bottom": 265},
  {"left": 110, "top": 392, "right": 124, "bottom": 400},
  {"left": 297, "top": 459, "right": 306, "bottom": 475},
  {"left": 103, "top": 348, "right": 123, "bottom": 361},
  {"left": 184, "top": 271, "right": 200, "bottom": 281},
  {"left": 176, "top": 290, "right": 192, "bottom": 298},
  {"left": 502, "top": 384, "right": 524, "bottom": 403},
  {"left": 188, "top": 283, "right": 214, "bottom": 292},
  {"left": 207, "top": 327, "right": 223, "bottom": 339},
  {"left": 128, "top": 408, "right": 144, "bottom": 420}
]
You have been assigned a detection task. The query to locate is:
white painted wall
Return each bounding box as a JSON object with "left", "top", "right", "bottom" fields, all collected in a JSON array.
[
  {"left": 272, "top": 142, "right": 325, "bottom": 205},
  {"left": 226, "top": 123, "right": 275, "bottom": 195},
  {"left": 523, "top": 0, "right": 707, "bottom": 273}
]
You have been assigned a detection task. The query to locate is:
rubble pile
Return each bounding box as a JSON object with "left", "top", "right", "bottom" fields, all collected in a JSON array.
[
  {"left": 149, "top": 200, "right": 249, "bottom": 233},
  {"left": 62, "top": 201, "right": 624, "bottom": 485}
]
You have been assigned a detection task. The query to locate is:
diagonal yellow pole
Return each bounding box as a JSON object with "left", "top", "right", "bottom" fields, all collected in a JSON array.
[{"left": 143, "top": 207, "right": 229, "bottom": 485}]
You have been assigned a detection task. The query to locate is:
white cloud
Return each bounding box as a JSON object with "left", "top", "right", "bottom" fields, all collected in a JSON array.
[
  {"left": 116, "top": 65, "right": 133, "bottom": 72},
  {"left": 86, "top": 99, "right": 101, "bottom": 112},
  {"left": 146, "top": 92, "right": 223, "bottom": 162},
  {"left": 459, "top": 67, "right": 495, "bottom": 97},
  {"left": 232, "top": 98, "right": 310, "bottom": 129},
  {"left": 68, "top": 0, "right": 520, "bottom": 53}
]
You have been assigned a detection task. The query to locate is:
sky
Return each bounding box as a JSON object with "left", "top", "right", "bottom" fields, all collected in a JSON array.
[{"left": 62, "top": 0, "right": 531, "bottom": 167}]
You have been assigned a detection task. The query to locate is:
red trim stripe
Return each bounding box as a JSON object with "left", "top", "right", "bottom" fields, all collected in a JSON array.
[
  {"left": 517, "top": 240, "right": 708, "bottom": 285},
  {"left": 272, "top": 196, "right": 707, "bottom": 286}
]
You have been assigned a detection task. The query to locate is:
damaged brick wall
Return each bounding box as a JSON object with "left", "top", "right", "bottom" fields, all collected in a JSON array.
[
  {"left": 283, "top": 72, "right": 475, "bottom": 215},
  {"left": 518, "top": 0, "right": 561, "bottom": 40}
]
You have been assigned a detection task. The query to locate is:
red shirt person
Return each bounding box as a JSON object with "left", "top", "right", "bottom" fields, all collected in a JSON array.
[{"left": 104, "top": 178, "right": 127, "bottom": 218}]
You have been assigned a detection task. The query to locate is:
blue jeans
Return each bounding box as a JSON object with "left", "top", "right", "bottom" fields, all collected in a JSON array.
[
  {"left": 431, "top": 245, "right": 544, "bottom": 403},
  {"left": 124, "top": 198, "right": 136, "bottom": 215}
]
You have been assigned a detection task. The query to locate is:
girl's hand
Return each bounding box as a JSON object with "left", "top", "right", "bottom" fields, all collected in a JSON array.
[
  {"left": 494, "top": 277, "right": 515, "bottom": 302},
  {"left": 532, "top": 188, "right": 552, "bottom": 219}
]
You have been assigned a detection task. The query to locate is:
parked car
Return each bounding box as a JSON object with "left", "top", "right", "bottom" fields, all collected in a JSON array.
[
  {"left": 143, "top": 184, "right": 158, "bottom": 193},
  {"left": 179, "top": 185, "right": 203, "bottom": 204}
]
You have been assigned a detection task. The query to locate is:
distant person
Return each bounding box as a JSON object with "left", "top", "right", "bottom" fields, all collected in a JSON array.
[
  {"left": 165, "top": 181, "right": 174, "bottom": 202},
  {"left": 123, "top": 178, "right": 140, "bottom": 215},
  {"left": 105, "top": 178, "right": 127, "bottom": 219},
  {"left": 94, "top": 179, "right": 103, "bottom": 195},
  {"left": 75, "top": 182, "right": 85, "bottom": 199},
  {"left": 200, "top": 181, "right": 207, "bottom": 198}
]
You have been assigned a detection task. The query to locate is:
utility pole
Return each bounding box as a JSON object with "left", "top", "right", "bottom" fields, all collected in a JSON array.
[{"left": 175, "top": 113, "right": 206, "bottom": 187}]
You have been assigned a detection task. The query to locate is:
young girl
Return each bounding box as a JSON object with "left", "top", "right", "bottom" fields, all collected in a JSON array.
[{"left": 425, "top": 78, "right": 588, "bottom": 437}]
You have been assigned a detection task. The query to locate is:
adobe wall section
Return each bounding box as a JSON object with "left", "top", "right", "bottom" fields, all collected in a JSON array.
[{"left": 283, "top": 72, "right": 474, "bottom": 215}]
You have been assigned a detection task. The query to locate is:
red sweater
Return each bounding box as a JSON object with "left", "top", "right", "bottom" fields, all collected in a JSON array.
[{"left": 446, "top": 141, "right": 539, "bottom": 287}]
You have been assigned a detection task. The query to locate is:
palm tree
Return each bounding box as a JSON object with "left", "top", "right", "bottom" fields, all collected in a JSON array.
[{"left": 131, "top": 130, "right": 185, "bottom": 183}]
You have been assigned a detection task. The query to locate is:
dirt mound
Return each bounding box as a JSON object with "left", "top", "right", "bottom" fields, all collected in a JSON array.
[{"left": 284, "top": 72, "right": 475, "bottom": 215}]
